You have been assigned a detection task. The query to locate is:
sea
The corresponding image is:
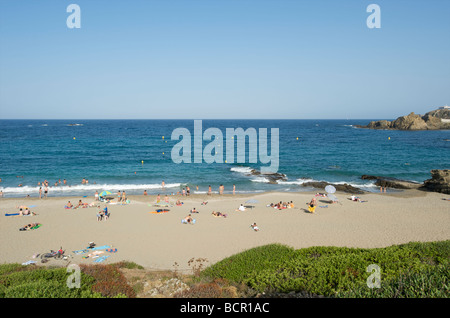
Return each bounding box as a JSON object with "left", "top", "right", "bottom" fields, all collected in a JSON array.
[{"left": 0, "top": 119, "right": 449, "bottom": 198}]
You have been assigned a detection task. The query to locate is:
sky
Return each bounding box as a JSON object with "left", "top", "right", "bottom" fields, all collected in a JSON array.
[{"left": 0, "top": 0, "right": 449, "bottom": 119}]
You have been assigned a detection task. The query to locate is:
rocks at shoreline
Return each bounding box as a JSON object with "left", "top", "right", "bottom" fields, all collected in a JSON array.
[
  {"left": 360, "top": 175, "right": 422, "bottom": 190},
  {"left": 301, "top": 181, "right": 365, "bottom": 194},
  {"left": 247, "top": 167, "right": 449, "bottom": 195},
  {"left": 422, "top": 169, "right": 450, "bottom": 195},
  {"left": 356, "top": 108, "right": 450, "bottom": 130},
  {"left": 248, "top": 169, "right": 288, "bottom": 184}
]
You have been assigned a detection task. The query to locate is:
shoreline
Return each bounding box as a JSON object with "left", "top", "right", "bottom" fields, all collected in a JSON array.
[{"left": 1, "top": 189, "right": 449, "bottom": 271}]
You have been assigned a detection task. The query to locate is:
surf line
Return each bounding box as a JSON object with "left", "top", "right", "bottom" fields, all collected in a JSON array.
[{"left": 170, "top": 120, "right": 279, "bottom": 173}]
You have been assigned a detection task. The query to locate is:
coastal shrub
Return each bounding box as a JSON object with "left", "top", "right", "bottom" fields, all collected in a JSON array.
[
  {"left": 80, "top": 264, "right": 136, "bottom": 298},
  {"left": 336, "top": 265, "right": 450, "bottom": 298},
  {"left": 200, "top": 244, "right": 295, "bottom": 283},
  {"left": 0, "top": 263, "right": 136, "bottom": 298},
  {"left": 200, "top": 241, "right": 450, "bottom": 297},
  {"left": 0, "top": 266, "right": 100, "bottom": 298}
]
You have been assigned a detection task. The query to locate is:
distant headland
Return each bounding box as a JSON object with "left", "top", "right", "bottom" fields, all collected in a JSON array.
[{"left": 356, "top": 106, "right": 450, "bottom": 130}]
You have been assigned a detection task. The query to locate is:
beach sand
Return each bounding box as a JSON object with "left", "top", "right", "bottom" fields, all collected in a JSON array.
[{"left": 0, "top": 190, "right": 449, "bottom": 272}]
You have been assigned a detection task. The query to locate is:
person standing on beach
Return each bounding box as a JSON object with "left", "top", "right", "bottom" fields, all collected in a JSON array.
[
  {"left": 208, "top": 185, "right": 212, "bottom": 196},
  {"left": 44, "top": 186, "right": 48, "bottom": 199},
  {"left": 95, "top": 191, "right": 99, "bottom": 201},
  {"left": 39, "top": 187, "right": 42, "bottom": 199},
  {"left": 186, "top": 186, "right": 190, "bottom": 196},
  {"left": 233, "top": 184, "right": 235, "bottom": 195},
  {"left": 162, "top": 180, "right": 165, "bottom": 189}
]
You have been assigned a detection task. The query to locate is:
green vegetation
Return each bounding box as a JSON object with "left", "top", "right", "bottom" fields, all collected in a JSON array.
[
  {"left": 0, "top": 262, "right": 136, "bottom": 298},
  {"left": 199, "top": 241, "right": 449, "bottom": 298},
  {"left": 1, "top": 241, "right": 448, "bottom": 298}
]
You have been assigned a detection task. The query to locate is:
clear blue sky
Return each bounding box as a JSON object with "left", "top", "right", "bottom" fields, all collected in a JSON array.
[{"left": 0, "top": 0, "right": 449, "bottom": 119}]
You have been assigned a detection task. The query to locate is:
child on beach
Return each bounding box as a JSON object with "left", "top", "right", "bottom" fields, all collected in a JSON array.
[{"left": 250, "top": 223, "right": 259, "bottom": 231}]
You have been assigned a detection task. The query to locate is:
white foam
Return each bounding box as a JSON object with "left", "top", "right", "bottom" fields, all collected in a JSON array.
[
  {"left": 276, "top": 178, "right": 316, "bottom": 185},
  {"left": 1, "top": 183, "right": 182, "bottom": 194},
  {"left": 230, "top": 166, "right": 253, "bottom": 174}
]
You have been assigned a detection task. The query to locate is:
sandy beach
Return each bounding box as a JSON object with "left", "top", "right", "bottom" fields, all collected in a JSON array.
[{"left": 0, "top": 190, "right": 449, "bottom": 271}]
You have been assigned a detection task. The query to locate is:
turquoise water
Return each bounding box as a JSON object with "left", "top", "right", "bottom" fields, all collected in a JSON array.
[{"left": 0, "top": 119, "right": 449, "bottom": 197}]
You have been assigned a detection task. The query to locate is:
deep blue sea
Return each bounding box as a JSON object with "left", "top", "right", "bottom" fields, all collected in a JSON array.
[{"left": 0, "top": 119, "right": 449, "bottom": 198}]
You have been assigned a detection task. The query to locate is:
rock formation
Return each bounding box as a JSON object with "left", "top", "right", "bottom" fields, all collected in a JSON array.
[
  {"left": 248, "top": 168, "right": 288, "bottom": 184},
  {"left": 301, "top": 181, "right": 365, "bottom": 194},
  {"left": 360, "top": 175, "right": 421, "bottom": 189},
  {"left": 357, "top": 108, "right": 450, "bottom": 130},
  {"left": 421, "top": 169, "right": 450, "bottom": 194}
]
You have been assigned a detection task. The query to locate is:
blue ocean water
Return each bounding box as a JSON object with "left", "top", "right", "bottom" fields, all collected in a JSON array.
[{"left": 0, "top": 119, "right": 449, "bottom": 198}]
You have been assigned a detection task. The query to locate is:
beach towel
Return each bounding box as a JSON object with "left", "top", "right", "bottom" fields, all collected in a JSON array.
[
  {"left": 181, "top": 219, "right": 196, "bottom": 224},
  {"left": 5, "top": 213, "right": 20, "bottom": 216},
  {"left": 94, "top": 255, "right": 110, "bottom": 263},
  {"left": 149, "top": 209, "right": 169, "bottom": 214},
  {"left": 22, "top": 260, "right": 37, "bottom": 266},
  {"left": 73, "top": 245, "right": 111, "bottom": 255}
]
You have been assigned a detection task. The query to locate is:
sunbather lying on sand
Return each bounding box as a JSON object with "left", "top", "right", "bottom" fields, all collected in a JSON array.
[
  {"left": 183, "top": 214, "right": 194, "bottom": 224},
  {"left": 349, "top": 195, "right": 367, "bottom": 202},
  {"left": 19, "top": 223, "right": 40, "bottom": 231},
  {"left": 212, "top": 211, "right": 227, "bottom": 218}
]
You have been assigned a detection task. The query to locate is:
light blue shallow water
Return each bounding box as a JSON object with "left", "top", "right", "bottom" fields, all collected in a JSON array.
[{"left": 0, "top": 119, "right": 449, "bottom": 198}]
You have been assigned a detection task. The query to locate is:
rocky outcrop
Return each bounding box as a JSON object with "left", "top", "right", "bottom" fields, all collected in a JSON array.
[
  {"left": 421, "top": 169, "right": 450, "bottom": 194},
  {"left": 249, "top": 169, "right": 287, "bottom": 184},
  {"left": 360, "top": 175, "right": 421, "bottom": 189},
  {"left": 357, "top": 108, "right": 450, "bottom": 130},
  {"left": 301, "top": 181, "right": 365, "bottom": 194}
]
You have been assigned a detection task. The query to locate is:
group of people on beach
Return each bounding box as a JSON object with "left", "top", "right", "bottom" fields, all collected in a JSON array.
[
  {"left": 267, "top": 201, "right": 295, "bottom": 210},
  {"left": 17, "top": 205, "right": 36, "bottom": 216}
]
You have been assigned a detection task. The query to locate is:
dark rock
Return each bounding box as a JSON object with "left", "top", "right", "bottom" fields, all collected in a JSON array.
[
  {"left": 421, "top": 169, "right": 450, "bottom": 194},
  {"left": 301, "top": 181, "right": 365, "bottom": 194},
  {"left": 248, "top": 169, "right": 287, "bottom": 184},
  {"left": 361, "top": 175, "right": 421, "bottom": 189}
]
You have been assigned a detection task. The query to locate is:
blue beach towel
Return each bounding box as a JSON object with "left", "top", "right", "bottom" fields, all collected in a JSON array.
[{"left": 94, "top": 255, "right": 110, "bottom": 263}]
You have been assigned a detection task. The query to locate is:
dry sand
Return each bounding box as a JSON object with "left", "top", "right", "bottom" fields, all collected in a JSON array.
[{"left": 0, "top": 190, "right": 449, "bottom": 272}]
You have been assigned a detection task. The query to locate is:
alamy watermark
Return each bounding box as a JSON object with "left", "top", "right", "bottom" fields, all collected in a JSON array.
[
  {"left": 66, "top": 264, "right": 81, "bottom": 289},
  {"left": 367, "top": 4, "right": 381, "bottom": 29},
  {"left": 170, "top": 120, "right": 279, "bottom": 174},
  {"left": 366, "top": 264, "right": 381, "bottom": 288}
]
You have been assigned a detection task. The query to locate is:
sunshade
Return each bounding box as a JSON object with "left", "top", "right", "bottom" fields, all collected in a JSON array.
[
  {"left": 100, "top": 191, "right": 112, "bottom": 197},
  {"left": 325, "top": 185, "right": 336, "bottom": 194}
]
